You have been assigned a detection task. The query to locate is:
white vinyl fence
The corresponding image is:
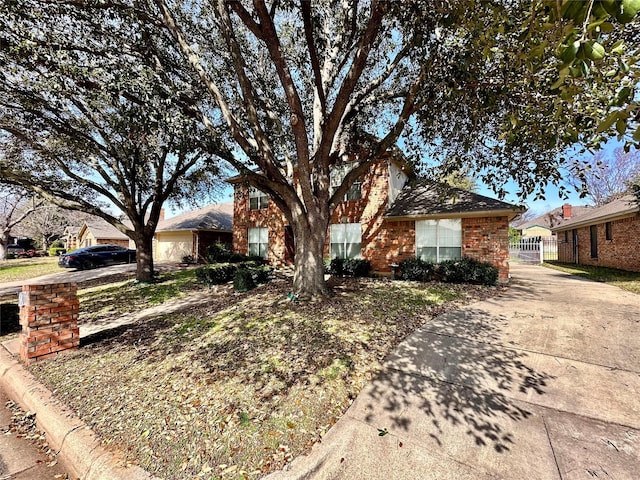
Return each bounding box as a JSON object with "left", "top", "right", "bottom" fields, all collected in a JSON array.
[{"left": 509, "top": 236, "right": 558, "bottom": 264}]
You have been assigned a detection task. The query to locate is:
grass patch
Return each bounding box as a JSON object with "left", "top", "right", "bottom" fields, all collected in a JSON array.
[
  {"left": 544, "top": 262, "right": 640, "bottom": 294},
  {"left": 78, "top": 269, "right": 200, "bottom": 324},
  {"left": 0, "top": 257, "right": 60, "bottom": 283},
  {"left": 29, "top": 277, "right": 496, "bottom": 479}
]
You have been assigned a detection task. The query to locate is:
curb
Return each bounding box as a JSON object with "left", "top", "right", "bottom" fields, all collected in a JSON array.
[{"left": 0, "top": 342, "right": 161, "bottom": 480}]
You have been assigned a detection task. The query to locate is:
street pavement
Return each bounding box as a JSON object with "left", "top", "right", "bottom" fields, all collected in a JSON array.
[{"left": 0, "top": 384, "right": 72, "bottom": 480}]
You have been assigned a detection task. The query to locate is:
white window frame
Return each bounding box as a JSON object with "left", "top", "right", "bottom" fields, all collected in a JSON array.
[
  {"left": 330, "top": 223, "right": 362, "bottom": 259},
  {"left": 416, "top": 219, "right": 462, "bottom": 263},
  {"left": 248, "top": 187, "right": 269, "bottom": 210},
  {"left": 248, "top": 227, "right": 268, "bottom": 258},
  {"left": 330, "top": 164, "right": 361, "bottom": 201}
]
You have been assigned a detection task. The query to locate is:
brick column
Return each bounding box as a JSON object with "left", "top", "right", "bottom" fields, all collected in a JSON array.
[{"left": 18, "top": 283, "right": 80, "bottom": 363}]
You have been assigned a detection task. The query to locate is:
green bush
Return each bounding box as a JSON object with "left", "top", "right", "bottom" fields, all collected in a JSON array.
[
  {"left": 438, "top": 257, "right": 498, "bottom": 286},
  {"left": 398, "top": 257, "right": 436, "bottom": 282},
  {"left": 343, "top": 259, "right": 371, "bottom": 277},
  {"left": 233, "top": 268, "right": 256, "bottom": 292},
  {"left": 329, "top": 258, "right": 344, "bottom": 276},
  {"left": 49, "top": 247, "right": 67, "bottom": 256},
  {"left": 329, "top": 258, "right": 370, "bottom": 277},
  {"left": 195, "top": 264, "right": 237, "bottom": 286},
  {"left": 205, "top": 243, "right": 234, "bottom": 263}
]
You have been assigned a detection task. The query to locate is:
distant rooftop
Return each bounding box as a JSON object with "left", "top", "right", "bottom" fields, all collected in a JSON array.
[
  {"left": 513, "top": 204, "right": 593, "bottom": 231},
  {"left": 552, "top": 195, "right": 639, "bottom": 231}
]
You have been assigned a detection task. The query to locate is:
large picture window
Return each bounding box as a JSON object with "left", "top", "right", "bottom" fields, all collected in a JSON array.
[
  {"left": 330, "top": 164, "right": 361, "bottom": 201},
  {"left": 416, "top": 219, "right": 462, "bottom": 263},
  {"left": 248, "top": 187, "right": 268, "bottom": 210},
  {"left": 248, "top": 227, "right": 268, "bottom": 258},
  {"left": 330, "top": 223, "right": 361, "bottom": 259}
]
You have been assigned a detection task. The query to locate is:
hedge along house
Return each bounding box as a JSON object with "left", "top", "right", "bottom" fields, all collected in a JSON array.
[
  {"left": 552, "top": 194, "right": 640, "bottom": 272},
  {"left": 153, "top": 202, "right": 233, "bottom": 262},
  {"left": 229, "top": 154, "right": 523, "bottom": 281}
]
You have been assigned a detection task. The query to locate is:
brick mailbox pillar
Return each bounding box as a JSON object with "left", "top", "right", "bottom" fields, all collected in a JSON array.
[{"left": 18, "top": 283, "right": 80, "bottom": 363}]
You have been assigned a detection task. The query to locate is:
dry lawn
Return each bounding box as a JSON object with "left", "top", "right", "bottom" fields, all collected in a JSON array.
[{"left": 30, "top": 275, "right": 498, "bottom": 480}]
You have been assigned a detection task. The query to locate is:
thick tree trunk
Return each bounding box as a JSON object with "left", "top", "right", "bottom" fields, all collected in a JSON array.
[
  {"left": 134, "top": 234, "right": 154, "bottom": 283},
  {"left": 291, "top": 220, "right": 330, "bottom": 299},
  {"left": 0, "top": 236, "right": 7, "bottom": 261}
]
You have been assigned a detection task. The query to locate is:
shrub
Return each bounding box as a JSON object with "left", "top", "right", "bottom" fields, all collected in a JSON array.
[
  {"left": 398, "top": 257, "right": 436, "bottom": 282},
  {"left": 329, "top": 258, "right": 344, "bottom": 276},
  {"left": 182, "top": 255, "right": 195, "bottom": 264},
  {"left": 195, "top": 264, "right": 237, "bottom": 287},
  {"left": 247, "top": 265, "right": 273, "bottom": 284},
  {"left": 328, "top": 258, "right": 370, "bottom": 277},
  {"left": 343, "top": 259, "right": 371, "bottom": 277},
  {"left": 205, "top": 243, "right": 233, "bottom": 263},
  {"left": 49, "top": 247, "right": 67, "bottom": 256},
  {"left": 233, "top": 268, "right": 256, "bottom": 292},
  {"left": 438, "top": 257, "right": 498, "bottom": 286}
]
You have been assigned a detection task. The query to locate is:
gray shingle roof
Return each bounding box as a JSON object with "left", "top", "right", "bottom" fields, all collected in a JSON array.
[
  {"left": 385, "top": 182, "right": 522, "bottom": 218},
  {"left": 84, "top": 219, "right": 129, "bottom": 240},
  {"left": 157, "top": 202, "right": 233, "bottom": 232},
  {"left": 513, "top": 205, "right": 593, "bottom": 231},
  {"left": 552, "top": 195, "right": 639, "bottom": 231}
]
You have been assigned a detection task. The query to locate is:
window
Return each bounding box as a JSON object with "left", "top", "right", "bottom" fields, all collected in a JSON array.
[
  {"left": 248, "top": 187, "right": 268, "bottom": 210},
  {"left": 605, "top": 222, "right": 612, "bottom": 241},
  {"left": 590, "top": 224, "right": 598, "bottom": 259},
  {"left": 416, "top": 219, "right": 462, "bottom": 263},
  {"left": 330, "top": 164, "right": 361, "bottom": 201},
  {"left": 330, "top": 223, "right": 361, "bottom": 259},
  {"left": 248, "top": 227, "right": 268, "bottom": 258}
]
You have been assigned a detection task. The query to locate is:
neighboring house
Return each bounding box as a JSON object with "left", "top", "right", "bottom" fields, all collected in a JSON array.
[
  {"left": 154, "top": 202, "right": 233, "bottom": 262},
  {"left": 512, "top": 204, "right": 592, "bottom": 237},
  {"left": 229, "top": 153, "right": 522, "bottom": 280},
  {"left": 76, "top": 218, "right": 133, "bottom": 249},
  {"left": 552, "top": 194, "right": 640, "bottom": 272}
]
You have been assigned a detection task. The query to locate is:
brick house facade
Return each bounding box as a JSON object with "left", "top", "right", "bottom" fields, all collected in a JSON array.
[
  {"left": 230, "top": 156, "right": 521, "bottom": 279},
  {"left": 553, "top": 195, "right": 640, "bottom": 272}
]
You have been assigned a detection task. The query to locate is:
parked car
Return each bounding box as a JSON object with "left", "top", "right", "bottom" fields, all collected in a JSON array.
[
  {"left": 6, "top": 244, "right": 25, "bottom": 255},
  {"left": 58, "top": 244, "right": 136, "bottom": 269}
]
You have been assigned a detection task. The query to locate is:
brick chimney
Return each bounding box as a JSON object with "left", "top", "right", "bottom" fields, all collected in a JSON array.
[{"left": 562, "top": 204, "right": 572, "bottom": 219}]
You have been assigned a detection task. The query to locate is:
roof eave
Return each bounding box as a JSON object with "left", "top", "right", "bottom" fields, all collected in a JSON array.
[
  {"left": 384, "top": 208, "right": 523, "bottom": 222},
  {"left": 552, "top": 209, "right": 639, "bottom": 232}
]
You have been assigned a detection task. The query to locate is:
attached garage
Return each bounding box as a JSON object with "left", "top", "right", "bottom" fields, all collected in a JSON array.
[{"left": 154, "top": 202, "right": 233, "bottom": 262}]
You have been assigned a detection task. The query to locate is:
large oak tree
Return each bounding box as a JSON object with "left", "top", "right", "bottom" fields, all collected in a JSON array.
[
  {"left": 0, "top": 1, "right": 226, "bottom": 281},
  {"left": 2, "top": 0, "right": 638, "bottom": 294}
]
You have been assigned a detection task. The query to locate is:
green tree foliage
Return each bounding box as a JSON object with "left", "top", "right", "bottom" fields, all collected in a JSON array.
[
  {"left": 0, "top": 2, "right": 225, "bottom": 281},
  {"left": 1, "top": 0, "right": 638, "bottom": 294}
]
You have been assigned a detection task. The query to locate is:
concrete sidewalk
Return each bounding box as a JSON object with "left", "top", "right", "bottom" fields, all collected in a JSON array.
[{"left": 266, "top": 264, "right": 640, "bottom": 479}]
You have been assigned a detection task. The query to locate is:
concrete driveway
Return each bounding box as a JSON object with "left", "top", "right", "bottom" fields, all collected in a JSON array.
[{"left": 267, "top": 264, "right": 640, "bottom": 480}]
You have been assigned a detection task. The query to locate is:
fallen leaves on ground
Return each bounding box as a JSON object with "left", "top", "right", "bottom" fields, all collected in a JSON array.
[{"left": 30, "top": 276, "right": 499, "bottom": 480}]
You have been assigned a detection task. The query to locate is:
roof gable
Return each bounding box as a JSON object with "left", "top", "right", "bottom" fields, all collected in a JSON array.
[{"left": 385, "top": 182, "right": 522, "bottom": 219}]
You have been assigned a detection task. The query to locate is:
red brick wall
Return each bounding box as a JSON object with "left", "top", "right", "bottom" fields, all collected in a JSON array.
[
  {"left": 557, "top": 215, "right": 640, "bottom": 271},
  {"left": 462, "top": 216, "right": 510, "bottom": 279},
  {"left": 232, "top": 185, "right": 288, "bottom": 265},
  {"left": 19, "top": 283, "right": 80, "bottom": 363},
  {"left": 231, "top": 163, "right": 512, "bottom": 278}
]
